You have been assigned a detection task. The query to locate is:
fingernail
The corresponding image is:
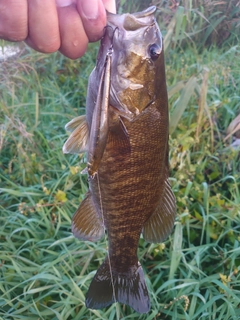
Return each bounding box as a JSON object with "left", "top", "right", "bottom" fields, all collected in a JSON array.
[
  {"left": 56, "top": 0, "right": 76, "bottom": 7},
  {"left": 102, "top": 0, "right": 116, "bottom": 13},
  {"left": 79, "top": 0, "right": 99, "bottom": 19}
]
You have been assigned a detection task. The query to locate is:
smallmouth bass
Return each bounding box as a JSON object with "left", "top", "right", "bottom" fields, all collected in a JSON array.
[{"left": 63, "top": 6, "right": 176, "bottom": 314}]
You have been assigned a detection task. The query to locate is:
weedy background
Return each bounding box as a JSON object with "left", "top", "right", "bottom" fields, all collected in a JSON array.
[{"left": 0, "top": 0, "right": 240, "bottom": 319}]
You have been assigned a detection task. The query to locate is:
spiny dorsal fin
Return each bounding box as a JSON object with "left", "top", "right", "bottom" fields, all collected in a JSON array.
[
  {"left": 142, "top": 177, "right": 176, "bottom": 243},
  {"left": 62, "top": 115, "right": 89, "bottom": 154},
  {"left": 87, "top": 50, "right": 112, "bottom": 177},
  {"left": 72, "top": 192, "right": 104, "bottom": 242}
]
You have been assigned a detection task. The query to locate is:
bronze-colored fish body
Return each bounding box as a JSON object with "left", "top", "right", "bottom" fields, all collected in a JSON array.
[{"left": 63, "top": 6, "right": 176, "bottom": 314}]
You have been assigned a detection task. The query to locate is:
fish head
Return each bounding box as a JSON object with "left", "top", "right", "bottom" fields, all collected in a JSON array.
[{"left": 101, "top": 6, "right": 165, "bottom": 117}]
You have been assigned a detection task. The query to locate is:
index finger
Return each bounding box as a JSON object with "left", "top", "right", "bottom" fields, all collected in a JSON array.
[{"left": 26, "top": 0, "right": 60, "bottom": 53}]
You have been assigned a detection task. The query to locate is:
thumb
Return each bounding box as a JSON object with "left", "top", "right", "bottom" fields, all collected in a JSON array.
[
  {"left": 102, "top": 0, "right": 116, "bottom": 13},
  {"left": 76, "top": 0, "right": 116, "bottom": 42}
]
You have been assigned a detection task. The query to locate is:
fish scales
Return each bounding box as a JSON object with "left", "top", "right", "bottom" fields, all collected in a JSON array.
[
  {"left": 63, "top": 6, "right": 176, "bottom": 314},
  {"left": 92, "top": 108, "right": 167, "bottom": 266}
]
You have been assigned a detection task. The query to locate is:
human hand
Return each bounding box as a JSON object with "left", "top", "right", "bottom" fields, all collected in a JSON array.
[{"left": 0, "top": 0, "right": 116, "bottom": 59}]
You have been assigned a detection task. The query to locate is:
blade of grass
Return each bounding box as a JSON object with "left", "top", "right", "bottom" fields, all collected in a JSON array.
[{"left": 169, "top": 76, "right": 197, "bottom": 134}]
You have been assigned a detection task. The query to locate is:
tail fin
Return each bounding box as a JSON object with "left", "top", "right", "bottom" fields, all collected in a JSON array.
[{"left": 85, "top": 258, "right": 150, "bottom": 314}]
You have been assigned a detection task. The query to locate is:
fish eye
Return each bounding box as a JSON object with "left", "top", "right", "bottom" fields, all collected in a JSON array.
[{"left": 148, "top": 44, "right": 161, "bottom": 61}]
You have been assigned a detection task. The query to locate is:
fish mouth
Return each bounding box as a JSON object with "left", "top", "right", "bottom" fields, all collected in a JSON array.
[
  {"left": 132, "top": 6, "right": 157, "bottom": 18},
  {"left": 107, "top": 6, "right": 157, "bottom": 31},
  {"left": 123, "top": 6, "right": 157, "bottom": 31}
]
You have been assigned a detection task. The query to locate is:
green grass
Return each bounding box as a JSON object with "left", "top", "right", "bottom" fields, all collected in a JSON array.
[{"left": 1, "top": 6, "right": 240, "bottom": 320}]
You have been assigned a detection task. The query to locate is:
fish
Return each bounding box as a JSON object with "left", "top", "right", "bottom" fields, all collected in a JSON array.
[{"left": 62, "top": 6, "right": 176, "bottom": 314}]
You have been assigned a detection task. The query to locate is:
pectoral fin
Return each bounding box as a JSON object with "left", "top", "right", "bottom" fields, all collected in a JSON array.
[
  {"left": 142, "top": 178, "right": 176, "bottom": 243},
  {"left": 72, "top": 192, "right": 104, "bottom": 242},
  {"left": 62, "top": 115, "right": 89, "bottom": 154},
  {"left": 65, "top": 115, "right": 86, "bottom": 132}
]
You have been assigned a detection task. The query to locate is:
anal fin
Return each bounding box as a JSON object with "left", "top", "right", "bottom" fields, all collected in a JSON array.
[
  {"left": 142, "top": 179, "right": 176, "bottom": 243},
  {"left": 72, "top": 192, "right": 104, "bottom": 242}
]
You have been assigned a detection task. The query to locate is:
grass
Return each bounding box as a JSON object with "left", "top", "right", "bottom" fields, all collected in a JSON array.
[{"left": 1, "top": 4, "right": 240, "bottom": 320}]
